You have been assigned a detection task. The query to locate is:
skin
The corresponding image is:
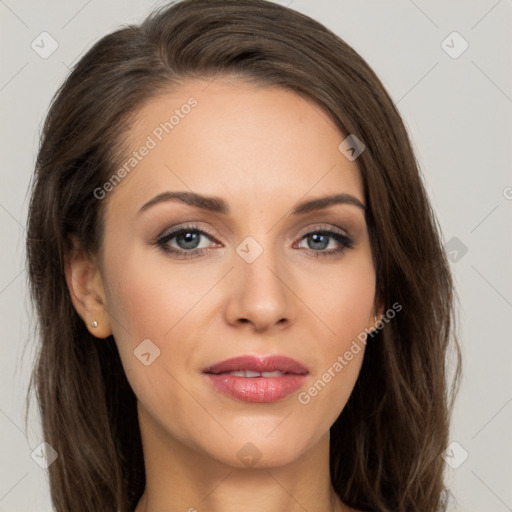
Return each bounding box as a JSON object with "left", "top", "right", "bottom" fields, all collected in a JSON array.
[{"left": 66, "top": 76, "right": 381, "bottom": 512}]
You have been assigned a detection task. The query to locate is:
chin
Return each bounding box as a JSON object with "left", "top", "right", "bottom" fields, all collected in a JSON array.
[{"left": 201, "top": 434, "right": 314, "bottom": 470}]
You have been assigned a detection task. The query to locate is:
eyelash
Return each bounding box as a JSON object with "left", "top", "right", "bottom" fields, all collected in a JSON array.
[{"left": 154, "top": 223, "right": 354, "bottom": 260}]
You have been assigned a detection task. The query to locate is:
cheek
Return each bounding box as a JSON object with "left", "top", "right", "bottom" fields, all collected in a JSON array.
[
  {"left": 307, "top": 252, "right": 376, "bottom": 343},
  {"left": 297, "top": 279, "right": 372, "bottom": 429},
  {"left": 100, "top": 253, "right": 169, "bottom": 379},
  {"left": 102, "top": 268, "right": 184, "bottom": 422},
  {"left": 101, "top": 251, "right": 212, "bottom": 400},
  {"left": 104, "top": 249, "right": 209, "bottom": 341},
  {"left": 301, "top": 255, "right": 374, "bottom": 411}
]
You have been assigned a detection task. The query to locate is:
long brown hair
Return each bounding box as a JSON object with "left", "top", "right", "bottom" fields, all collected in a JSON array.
[{"left": 25, "top": 1, "right": 461, "bottom": 510}]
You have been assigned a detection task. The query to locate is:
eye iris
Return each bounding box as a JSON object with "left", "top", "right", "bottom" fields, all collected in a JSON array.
[
  {"left": 177, "top": 231, "right": 200, "bottom": 249},
  {"left": 309, "top": 233, "right": 329, "bottom": 250}
]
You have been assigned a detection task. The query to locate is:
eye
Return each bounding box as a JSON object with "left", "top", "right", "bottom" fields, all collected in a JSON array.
[
  {"left": 155, "top": 225, "right": 218, "bottom": 259},
  {"left": 295, "top": 228, "right": 354, "bottom": 258}
]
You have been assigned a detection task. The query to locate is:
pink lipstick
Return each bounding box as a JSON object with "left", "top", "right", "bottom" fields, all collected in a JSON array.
[{"left": 202, "top": 355, "right": 309, "bottom": 403}]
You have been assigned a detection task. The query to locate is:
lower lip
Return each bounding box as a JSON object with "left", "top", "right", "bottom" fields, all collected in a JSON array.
[{"left": 204, "top": 373, "right": 308, "bottom": 403}]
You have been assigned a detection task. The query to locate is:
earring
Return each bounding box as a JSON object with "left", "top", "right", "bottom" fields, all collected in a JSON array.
[{"left": 91, "top": 320, "right": 98, "bottom": 328}]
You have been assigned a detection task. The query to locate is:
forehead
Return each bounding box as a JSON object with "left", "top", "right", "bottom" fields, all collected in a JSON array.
[{"left": 104, "top": 77, "right": 364, "bottom": 219}]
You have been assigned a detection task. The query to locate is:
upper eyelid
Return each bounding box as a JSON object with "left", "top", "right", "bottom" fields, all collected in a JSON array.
[{"left": 158, "top": 224, "right": 217, "bottom": 241}]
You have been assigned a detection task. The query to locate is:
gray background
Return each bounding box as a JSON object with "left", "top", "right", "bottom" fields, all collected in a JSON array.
[{"left": 1, "top": 0, "right": 511, "bottom": 510}]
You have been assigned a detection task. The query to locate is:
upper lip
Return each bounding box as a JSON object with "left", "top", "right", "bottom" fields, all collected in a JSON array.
[{"left": 203, "top": 355, "right": 309, "bottom": 375}]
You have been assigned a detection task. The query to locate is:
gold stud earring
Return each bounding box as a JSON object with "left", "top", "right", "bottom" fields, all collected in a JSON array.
[{"left": 91, "top": 320, "right": 98, "bottom": 328}]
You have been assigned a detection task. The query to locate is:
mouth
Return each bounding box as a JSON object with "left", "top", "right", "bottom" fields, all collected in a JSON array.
[{"left": 202, "top": 354, "right": 309, "bottom": 403}]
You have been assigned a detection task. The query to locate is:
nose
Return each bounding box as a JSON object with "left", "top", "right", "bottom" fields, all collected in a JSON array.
[{"left": 224, "top": 243, "right": 296, "bottom": 333}]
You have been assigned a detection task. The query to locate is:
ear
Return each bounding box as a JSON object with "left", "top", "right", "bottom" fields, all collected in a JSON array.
[{"left": 64, "top": 236, "right": 112, "bottom": 339}]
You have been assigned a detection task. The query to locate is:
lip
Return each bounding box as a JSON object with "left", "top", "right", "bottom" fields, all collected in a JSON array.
[
  {"left": 203, "top": 355, "right": 309, "bottom": 375},
  {"left": 202, "top": 355, "right": 309, "bottom": 403}
]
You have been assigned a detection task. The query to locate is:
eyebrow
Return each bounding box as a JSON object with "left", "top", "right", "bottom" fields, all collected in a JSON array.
[{"left": 138, "top": 191, "right": 366, "bottom": 216}]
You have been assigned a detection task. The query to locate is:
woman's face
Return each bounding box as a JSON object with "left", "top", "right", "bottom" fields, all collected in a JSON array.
[{"left": 97, "top": 77, "right": 377, "bottom": 468}]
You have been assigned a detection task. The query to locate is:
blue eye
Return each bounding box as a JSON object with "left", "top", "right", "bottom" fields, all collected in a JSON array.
[
  {"left": 156, "top": 225, "right": 214, "bottom": 259},
  {"left": 155, "top": 224, "right": 354, "bottom": 259},
  {"left": 296, "top": 230, "right": 354, "bottom": 256}
]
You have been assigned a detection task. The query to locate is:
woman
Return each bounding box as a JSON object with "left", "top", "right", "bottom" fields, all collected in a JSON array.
[{"left": 25, "top": 0, "right": 461, "bottom": 510}]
